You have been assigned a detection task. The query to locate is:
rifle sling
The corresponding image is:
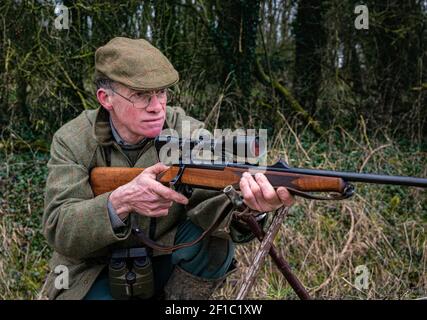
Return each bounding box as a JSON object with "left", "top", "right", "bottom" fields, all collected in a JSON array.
[
  {"left": 132, "top": 208, "right": 231, "bottom": 253},
  {"left": 286, "top": 186, "right": 354, "bottom": 200}
]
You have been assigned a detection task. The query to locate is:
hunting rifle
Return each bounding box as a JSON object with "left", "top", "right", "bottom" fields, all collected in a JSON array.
[
  {"left": 89, "top": 136, "right": 427, "bottom": 299},
  {"left": 91, "top": 135, "right": 427, "bottom": 198}
]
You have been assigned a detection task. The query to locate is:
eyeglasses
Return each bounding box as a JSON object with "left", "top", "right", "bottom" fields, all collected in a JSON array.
[{"left": 111, "top": 87, "right": 168, "bottom": 109}]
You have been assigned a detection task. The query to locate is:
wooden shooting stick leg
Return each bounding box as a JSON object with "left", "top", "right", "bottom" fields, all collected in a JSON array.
[
  {"left": 236, "top": 206, "right": 288, "bottom": 299},
  {"left": 239, "top": 213, "right": 311, "bottom": 300},
  {"left": 223, "top": 185, "right": 311, "bottom": 300}
]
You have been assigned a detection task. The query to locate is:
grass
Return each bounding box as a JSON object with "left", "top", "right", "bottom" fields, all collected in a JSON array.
[
  {"left": 0, "top": 152, "right": 51, "bottom": 299},
  {"left": 0, "top": 122, "right": 426, "bottom": 300},
  {"left": 216, "top": 123, "right": 427, "bottom": 300}
]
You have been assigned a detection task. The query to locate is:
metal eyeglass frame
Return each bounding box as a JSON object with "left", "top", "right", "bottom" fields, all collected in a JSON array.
[{"left": 110, "top": 86, "right": 168, "bottom": 109}]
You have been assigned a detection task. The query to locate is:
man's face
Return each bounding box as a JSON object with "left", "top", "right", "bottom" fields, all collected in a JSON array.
[{"left": 107, "top": 84, "right": 167, "bottom": 139}]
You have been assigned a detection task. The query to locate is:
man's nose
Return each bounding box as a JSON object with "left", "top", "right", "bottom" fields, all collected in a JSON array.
[{"left": 145, "top": 94, "right": 164, "bottom": 112}]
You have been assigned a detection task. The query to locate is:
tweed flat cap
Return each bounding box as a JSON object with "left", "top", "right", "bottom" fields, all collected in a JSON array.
[{"left": 95, "top": 37, "right": 179, "bottom": 91}]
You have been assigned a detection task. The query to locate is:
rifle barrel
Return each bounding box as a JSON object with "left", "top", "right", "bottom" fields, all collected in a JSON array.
[
  {"left": 177, "top": 163, "right": 427, "bottom": 188},
  {"left": 282, "top": 167, "right": 427, "bottom": 188}
]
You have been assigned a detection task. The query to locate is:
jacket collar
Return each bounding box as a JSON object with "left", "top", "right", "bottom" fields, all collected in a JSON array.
[{"left": 92, "top": 107, "right": 113, "bottom": 146}]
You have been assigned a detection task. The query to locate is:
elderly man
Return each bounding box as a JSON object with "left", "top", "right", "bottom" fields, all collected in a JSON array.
[{"left": 42, "top": 37, "right": 293, "bottom": 300}]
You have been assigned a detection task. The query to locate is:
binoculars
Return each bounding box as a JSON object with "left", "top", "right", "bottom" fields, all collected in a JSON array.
[{"left": 108, "top": 247, "right": 154, "bottom": 300}]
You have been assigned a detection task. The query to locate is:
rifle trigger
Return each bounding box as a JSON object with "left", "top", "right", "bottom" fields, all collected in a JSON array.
[
  {"left": 170, "top": 164, "right": 186, "bottom": 186},
  {"left": 176, "top": 184, "right": 193, "bottom": 198}
]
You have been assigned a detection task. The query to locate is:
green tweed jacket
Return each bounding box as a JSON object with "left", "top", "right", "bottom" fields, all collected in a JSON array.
[{"left": 42, "top": 106, "right": 236, "bottom": 300}]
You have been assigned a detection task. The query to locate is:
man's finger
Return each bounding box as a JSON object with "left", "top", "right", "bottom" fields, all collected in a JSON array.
[
  {"left": 142, "top": 162, "right": 170, "bottom": 178},
  {"left": 150, "top": 203, "right": 173, "bottom": 212},
  {"left": 139, "top": 208, "right": 169, "bottom": 218},
  {"left": 277, "top": 187, "right": 294, "bottom": 207},
  {"left": 244, "top": 172, "right": 264, "bottom": 202},
  {"left": 240, "top": 176, "right": 262, "bottom": 211},
  {"left": 254, "top": 173, "right": 280, "bottom": 204},
  {"left": 144, "top": 198, "right": 173, "bottom": 208},
  {"left": 152, "top": 182, "right": 189, "bottom": 205}
]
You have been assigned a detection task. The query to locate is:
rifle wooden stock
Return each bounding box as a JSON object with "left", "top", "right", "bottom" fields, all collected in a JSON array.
[{"left": 90, "top": 166, "right": 347, "bottom": 197}]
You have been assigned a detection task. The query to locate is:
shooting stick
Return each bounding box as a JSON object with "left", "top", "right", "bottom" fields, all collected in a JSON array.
[{"left": 224, "top": 185, "right": 311, "bottom": 300}]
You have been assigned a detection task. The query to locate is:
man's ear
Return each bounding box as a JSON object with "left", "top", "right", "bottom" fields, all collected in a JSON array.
[{"left": 96, "top": 88, "right": 113, "bottom": 111}]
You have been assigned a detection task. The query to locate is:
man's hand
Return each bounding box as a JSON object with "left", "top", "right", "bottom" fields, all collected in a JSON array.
[
  {"left": 239, "top": 172, "right": 294, "bottom": 212},
  {"left": 109, "top": 163, "right": 189, "bottom": 220}
]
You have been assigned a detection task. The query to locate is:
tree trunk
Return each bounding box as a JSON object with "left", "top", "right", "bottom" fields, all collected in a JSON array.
[{"left": 294, "top": 0, "right": 326, "bottom": 116}]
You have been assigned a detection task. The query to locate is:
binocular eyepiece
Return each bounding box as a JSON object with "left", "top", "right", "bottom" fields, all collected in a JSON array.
[{"left": 108, "top": 248, "right": 154, "bottom": 300}]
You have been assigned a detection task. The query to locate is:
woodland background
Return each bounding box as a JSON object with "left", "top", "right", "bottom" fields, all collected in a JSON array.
[{"left": 0, "top": 0, "right": 426, "bottom": 299}]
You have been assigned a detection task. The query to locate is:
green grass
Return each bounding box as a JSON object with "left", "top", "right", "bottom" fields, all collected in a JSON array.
[
  {"left": 0, "top": 152, "right": 51, "bottom": 299},
  {"left": 0, "top": 125, "right": 426, "bottom": 300}
]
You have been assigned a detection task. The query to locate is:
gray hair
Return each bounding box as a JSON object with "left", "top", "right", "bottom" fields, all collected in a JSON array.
[{"left": 94, "top": 78, "right": 115, "bottom": 91}]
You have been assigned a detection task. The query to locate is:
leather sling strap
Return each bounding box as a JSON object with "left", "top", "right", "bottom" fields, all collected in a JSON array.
[{"left": 131, "top": 208, "right": 231, "bottom": 253}]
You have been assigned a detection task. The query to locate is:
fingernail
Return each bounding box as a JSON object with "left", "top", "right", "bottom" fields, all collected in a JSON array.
[{"left": 278, "top": 188, "right": 287, "bottom": 196}]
